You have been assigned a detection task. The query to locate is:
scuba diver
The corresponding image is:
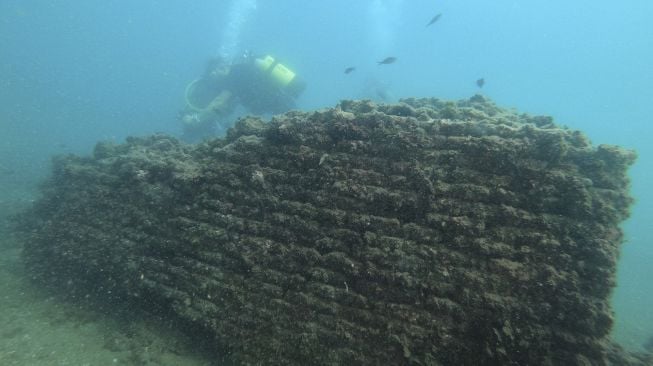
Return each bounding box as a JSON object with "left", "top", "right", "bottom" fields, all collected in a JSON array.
[{"left": 180, "top": 52, "right": 306, "bottom": 141}]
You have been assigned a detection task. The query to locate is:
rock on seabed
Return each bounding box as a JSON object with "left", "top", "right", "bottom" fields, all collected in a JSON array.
[{"left": 17, "top": 96, "right": 652, "bottom": 365}]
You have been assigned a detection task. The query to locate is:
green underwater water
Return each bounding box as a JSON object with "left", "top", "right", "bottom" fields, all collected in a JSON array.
[{"left": 1, "top": 0, "right": 652, "bottom": 362}]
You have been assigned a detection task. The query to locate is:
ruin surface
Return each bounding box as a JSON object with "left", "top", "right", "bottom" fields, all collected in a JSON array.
[{"left": 19, "top": 97, "right": 650, "bottom": 364}]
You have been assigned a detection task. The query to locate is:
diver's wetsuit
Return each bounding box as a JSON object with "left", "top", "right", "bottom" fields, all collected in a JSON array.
[{"left": 226, "top": 62, "right": 295, "bottom": 115}]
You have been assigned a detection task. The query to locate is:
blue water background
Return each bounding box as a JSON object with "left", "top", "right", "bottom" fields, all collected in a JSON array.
[{"left": 1, "top": 0, "right": 651, "bottom": 350}]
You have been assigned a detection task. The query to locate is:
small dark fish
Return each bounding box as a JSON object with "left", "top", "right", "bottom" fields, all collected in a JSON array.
[
  {"left": 344, "top": 67, "right": 356, "bottom": 74},
  {"left": 426, "top": 13, "right": 442, "bottom": 27},
  {"left": 378, "top": 57, "right": 397, "bottom": 65},
  {"left": 476, "top": 78, "right": 485, "bottom": 88}
]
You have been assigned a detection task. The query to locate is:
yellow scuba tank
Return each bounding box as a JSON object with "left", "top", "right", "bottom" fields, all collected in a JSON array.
[{"left": 254, "top": 55, "right": 305, "bottom": 96}]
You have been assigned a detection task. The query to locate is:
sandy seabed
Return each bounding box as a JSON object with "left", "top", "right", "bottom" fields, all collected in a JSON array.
[{"left": 0, "top": 199, "right": 216, "bottom": 366}]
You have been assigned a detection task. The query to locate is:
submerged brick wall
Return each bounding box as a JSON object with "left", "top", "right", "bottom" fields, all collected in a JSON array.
[{"left": 20, "top": 96, "right": 649, "bottom": 365}]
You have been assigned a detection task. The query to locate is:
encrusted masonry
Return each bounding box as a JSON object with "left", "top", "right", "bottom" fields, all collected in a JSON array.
[{"left": 17, "top": 96, "right": 651, "bottom": 365}]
